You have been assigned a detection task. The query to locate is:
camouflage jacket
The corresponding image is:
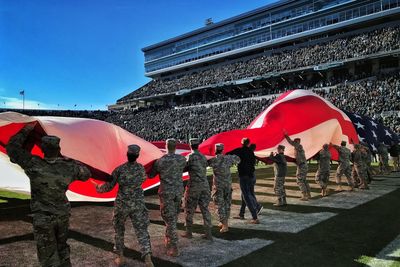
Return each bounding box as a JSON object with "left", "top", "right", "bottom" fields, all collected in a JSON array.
[
  {"left": 286, "top": 138, "right": 307, "bottom": 165},
  {"left": 378, "top": 145, "right": 389, "bottom": 160},
  {"left": 97, "top": 161, "right": 146, "bottom": 206},
  {"left": 318, "top": 149, "right": 331, "bottom": 172},
  {"left": 6, "top": 127, "right": 91, "bottom": 216},
  {"left": 186, "top": 150, "right": 209, "bottom": 191},
  {"left": 336, "top": 146, "right": 351, "bottom": 165},
  {"left": 208, "top": 154, "right": 240, "bottom": 189},
  {"left": 149, "top": 152, "right": 186, "bottom": 195},
  {"left": 352, "top": 149, "right": 365, "bottom": 167},
  {"left": 270, "top": 153, "right": 287, "bottom": 177}
]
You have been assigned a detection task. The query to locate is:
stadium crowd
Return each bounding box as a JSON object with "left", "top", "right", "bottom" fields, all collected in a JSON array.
[
  {"left": 3, "top": 72, "right": 398, "bottom": 141},
  {"left": 120, "top": 26, "right": 400, "bottom": 100},
  {"left": 105, "top": 98, "right": 274, "bottom": 141}
]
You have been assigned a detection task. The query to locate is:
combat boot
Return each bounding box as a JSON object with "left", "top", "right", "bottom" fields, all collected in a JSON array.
[
  {"left": 325, "top": 188, "right": 330, "bottom": 196},
  {"left": 273, "top": 197, "right": 284, "bottom": 207},
  {"left": 181, "top": 226, "right": 193, "bottom": 239},
  {"left": 202, "top": 228, "right": 213, "bottom": 241},
  {"left": 248, "top": 219, "right": 260, "bottom": 224},
  {"left": 144, "top": 254, "right": 154, "bottom": 267},
  {"left": 114, "top": 255, "right": 125, "bottom": 266},
  {"left": 167, "top": 246, "right": 179, "bottom": 257},
  {"left": 300, "top": 192, "right": 309, "bottom": 201},
  {"left": 220, "top": 220, "right": 229, "bottom": 233},
  {"left": 164, "top": 237, "right": 171, "bottom": 249},
  {"left": 335, "top": 185, "right": 343, "bottom": 192}
]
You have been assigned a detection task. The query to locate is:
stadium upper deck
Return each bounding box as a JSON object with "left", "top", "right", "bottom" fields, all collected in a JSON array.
[{"left": 143, "top": 0, "right": 400, "bottom": 77}]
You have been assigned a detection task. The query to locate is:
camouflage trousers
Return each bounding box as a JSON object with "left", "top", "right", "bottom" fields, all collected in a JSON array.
[
  {"left": 379, "top": 158, "right": 390, "bottom": 173},
  {"left": 32, "top": 213, "right": 71, "bottom": 267},
  {"left": 393, "top": 156, "right": 399, "bottom": 172},
  {"left": 273, "top": 176, "right": 286, "bottom": 199},
  {"left": 184, "top": 187, "right": 212, "bottom": 230},
  {"left": 352, "top": 164, "right": 367, "bottom": 187},
  {"left": 296, "top": 163, "right": 311, "bottom": 194},
  {"left": 212, "top": 186, "right": 232, "bottom": 223},
  {"left": 336, "top": 163, "right": 354, "bottom": 186},
  {"left": 365, "top": 162, "right": 373, "bottom": 183},
  {"left": 159, "top": 192, "right": 182, "bottom": 248},
  {"left": 315, "top": 169, "right": 330, "bottom": 189},
  {"left": 113, "top": 203, "right": 151, "bottom": 258}
]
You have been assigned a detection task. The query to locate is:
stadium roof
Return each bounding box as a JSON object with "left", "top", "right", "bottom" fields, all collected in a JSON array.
[{"left": 141, "top": 0, "right": 296, "bottom": 52}]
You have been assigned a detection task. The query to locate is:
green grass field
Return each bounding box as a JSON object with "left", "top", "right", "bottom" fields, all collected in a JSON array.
[{"left": 1, "top": 163, "right": 399, "bottom": 267}]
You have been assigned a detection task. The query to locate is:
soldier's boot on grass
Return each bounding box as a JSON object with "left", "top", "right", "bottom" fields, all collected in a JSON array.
[
  {"left": 220, "top": 220, "right": 229, "bottom": 233},
  {"left": 248, "top": 218, "right": 260, "bottom": 224},
  {"left": 335, "top": 185, "right": 343, "bottom": 192},
  {"left": 164, "top": 237, "right": 171, "bottom": 249},
  {"left": 167, "top": 246, "right": 179, "bottom": 257},
  {"left": 181, "top": 226, "right": 193, "bottom": 239},
  {"left": 202, "top": 228, "right": 213, "bottom": 241},
  {"left": 300, "top": 192, "right": 309, "bottom": 201},
  {"left": 273, "top": 197, "right": 285, "bottom": 207},
  {"left": 114, "top": 255, "right": 125, "bottom": 266},
  {"left": 144, "top": 254, "right": 154, "bottom": 267}
]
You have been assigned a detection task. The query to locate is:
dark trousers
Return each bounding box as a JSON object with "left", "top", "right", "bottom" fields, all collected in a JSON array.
[
  {"left": 238, "top": 175, "right": 258, "bottom": 219},
  {"left": 33, "top": 214, "right": 71, "bottom": 267}
]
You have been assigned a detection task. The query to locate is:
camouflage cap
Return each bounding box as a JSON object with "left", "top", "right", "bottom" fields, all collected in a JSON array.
[
  {"left": 323, "top": 144, "right": 329, "bottom": 149},
  {"left": 41, "top": 136, "right": 60, "bottom": 147},
  {"left": 341, "top": 141, "right": 347, "bottom": 146},
  {"left": 127, "top": 144, "right": 140, "bottom": 155},
  {"left": 215, "top": 143, "right": 224, "bottom": 150},
  {"left": 294, "top": 138, "right": 301, "bottom": 142},
  {"left": 189, "top": 138, "right": 200, "bottom": 146},
  {"left": 278, "top": 145, "right": 285, "bottom": 150}
]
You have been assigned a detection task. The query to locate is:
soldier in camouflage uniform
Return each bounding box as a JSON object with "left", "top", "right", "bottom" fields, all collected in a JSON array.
[
  {"left": 378, "top": 143, "right": 390, "bottom": 174},
  {"left": 351, "top": 144, "right": 369, "bottom": 189},
  {"left": 362, "top": 143, "right": 373, "bottom": 183},
  {"left": 208, "top": 143, "right": 240, "bottom": 233},
  {"left": 182, "top": 138, "right": 213, "bottom": 241},
  {"left": 269, "top": 145, "right": 287, "bottom": 206},
  {"left": 6, "top": 124, "right": 91, "bottom": 267},
  {"left": 315, "top": 144, "right": 331, "bottom": 197},
  {"left": 284, "top": 133, "right": 311, "bottom": 201},
  {"left": 96, "top": 145, "right": 153, "bottom": 267},
  {"left": 331, "top": 141, "right": 354, "bottom": 191},
  {"left": 149, "top": 139, "right": 186, "bottom": 257}
]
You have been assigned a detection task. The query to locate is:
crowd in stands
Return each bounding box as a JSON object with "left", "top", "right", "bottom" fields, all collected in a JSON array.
[
  {"left": 120, "top": 26, "right": 400, "bottom": 100},
  {"left": 109, "top": 72, "right": 399, "bottom": 141},
  {"left": 2, "top": 72, "right": 398, "bottom": 141},
  {"left": 105, "top": 98, "right": 274, "bottom": 141},
  {"left": 315, "top": 72, "right": 400, "bottom": 119}
]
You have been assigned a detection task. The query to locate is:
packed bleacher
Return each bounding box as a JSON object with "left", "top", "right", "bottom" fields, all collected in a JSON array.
[
  {"left": 119, "top": 26, "right": 400, "bottom": 101},
  {"left": 104, "top": 98, "right": 274, "bottom": 141},
  {"left": 2, "top": 71, "right": 399, "bottom": 141}
]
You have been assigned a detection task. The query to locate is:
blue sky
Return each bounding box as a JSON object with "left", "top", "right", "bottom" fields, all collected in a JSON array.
[{"left": 0, "top": 0, "right": 274, "bottom": 110}]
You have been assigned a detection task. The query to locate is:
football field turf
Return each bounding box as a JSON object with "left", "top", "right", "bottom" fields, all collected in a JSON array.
[{"left": 1, "top": 164, "right": 399, "bottom": 267}]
